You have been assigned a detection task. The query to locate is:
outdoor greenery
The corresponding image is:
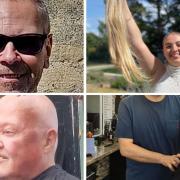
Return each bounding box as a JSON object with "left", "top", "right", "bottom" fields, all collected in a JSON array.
[
  {"left": 87, "top": 0, "right": 179, "bottom": 92},
  {"left": 87, "top": 21, "right": 109, "bottom": 64},
  {"left": 87, "top": 0, "right": 180, "bottom": 64},
  {"left": 87, "top": 68, "right": 146, "bottom": 92}
]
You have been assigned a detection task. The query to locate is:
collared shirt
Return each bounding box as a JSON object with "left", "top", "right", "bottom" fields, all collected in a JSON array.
[{"left": 33, "top": 165, "right": 79, "bottom": 180}]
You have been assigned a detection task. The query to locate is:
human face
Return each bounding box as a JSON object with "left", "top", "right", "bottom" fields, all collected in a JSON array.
[
  {"left": 0, "top": 105, "right": 45, "bottom": 179},
  {"left": 0, "top": 0, "right": 52, "bottom": 92},
  {"left": 163, "top": 33, "right": 180, "bottom": 67}
]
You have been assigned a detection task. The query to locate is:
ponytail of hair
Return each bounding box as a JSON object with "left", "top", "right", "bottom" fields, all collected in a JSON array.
[{"left": 106, "top": 0, "right": 147, "bottom": 84}]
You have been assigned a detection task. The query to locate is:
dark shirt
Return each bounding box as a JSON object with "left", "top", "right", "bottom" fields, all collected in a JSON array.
[
  {"left": 33, "top": 165, "right": 79, "bottom": 180},
  {"left": 116, "top": 96, "right": 180, "bottom": 180}
]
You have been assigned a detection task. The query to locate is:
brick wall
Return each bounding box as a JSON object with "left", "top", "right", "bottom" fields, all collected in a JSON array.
[{"left": 38, "top": 0, "right": 83, "bottom": 92}]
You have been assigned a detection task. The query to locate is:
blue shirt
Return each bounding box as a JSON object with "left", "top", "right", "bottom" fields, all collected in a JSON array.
[{"left": 116, "top": 96, "right": 180, "bottom": 180}]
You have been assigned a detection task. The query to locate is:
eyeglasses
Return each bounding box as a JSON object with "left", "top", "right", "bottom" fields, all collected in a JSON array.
[{"left": 0, "top": 33, "right": 47, "bottom": 55}]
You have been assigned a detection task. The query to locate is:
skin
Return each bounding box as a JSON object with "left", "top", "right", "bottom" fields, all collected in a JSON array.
[
  {"left": 124, "top": 0, "right": 180, "bottom": 83},
  {"left": 0, "top": 0, "right": 52, "bottom": 92},
  {"left": 144, "top": 95, "right": 166, "bottom": 102},
  {"left": 0, "top": 95, "right": 58, "bottom": 180},
  {"left": 163, "top": 33, "right": 180, "bottom": 67},
  {"left": 119, "top": 95, "right": 180, "bottom": 172}
]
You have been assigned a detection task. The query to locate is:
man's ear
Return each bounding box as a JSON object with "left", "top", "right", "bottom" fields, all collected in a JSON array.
[
  {"left": 43, "top": 129, "right": 57, "bottom": 153},
  {"left": 44, "top": 34, "right": 53, "bottom": 69}
]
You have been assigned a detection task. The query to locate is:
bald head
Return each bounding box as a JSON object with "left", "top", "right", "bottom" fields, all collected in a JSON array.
[
  {"left": 163, "top": 32, "right": 180, "bottom": 47},
  {"left": 0, "top": 95, "right": 58, "bottom": 179},
  {"left": 0, "top": 95, "right": 58, "bottom": 131}
]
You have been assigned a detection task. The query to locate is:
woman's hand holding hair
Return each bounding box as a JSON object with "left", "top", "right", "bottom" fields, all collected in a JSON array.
[{"left": 106, "top": 0, "right": 166, "bottom": 84}]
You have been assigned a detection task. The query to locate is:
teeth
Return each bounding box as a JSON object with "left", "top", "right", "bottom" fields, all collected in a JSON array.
[
  {"left": 171, "top": 53, "right": 180, "bottom": 58},
  {"left": 172, "top": 52, "right": 180, "bottom": 55},
  {"left": 0, "top": 74, "right": 21, "bottom": 79},
  {"left": 31, "top": 73, "right": 35, "bottom": 78}
]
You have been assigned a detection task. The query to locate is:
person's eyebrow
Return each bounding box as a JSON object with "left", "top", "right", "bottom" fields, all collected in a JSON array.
[{"left": 164, "top": 41, "right": 180, "bottom": 45}]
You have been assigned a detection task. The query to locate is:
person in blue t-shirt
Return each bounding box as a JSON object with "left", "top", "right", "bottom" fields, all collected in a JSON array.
[{"left": 116, "top": 95, "right": 180, "bottom": 180}]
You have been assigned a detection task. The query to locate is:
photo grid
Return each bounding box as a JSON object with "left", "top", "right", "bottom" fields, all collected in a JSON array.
[
  {"left": 0, "top": 0, "right": 179, "bottom": 180},
  {"left": 0, "top": 0, "right": 84, "bottom": 180}
]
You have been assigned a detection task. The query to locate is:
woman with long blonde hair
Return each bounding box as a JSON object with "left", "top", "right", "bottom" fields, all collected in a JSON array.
[{"left": 106, "top": 0, "right": 180, "bottom": 92}]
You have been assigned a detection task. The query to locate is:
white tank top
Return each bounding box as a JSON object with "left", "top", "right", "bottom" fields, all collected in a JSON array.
[{"left": 151, "top": 65, "right": 180, "bottom": 93}]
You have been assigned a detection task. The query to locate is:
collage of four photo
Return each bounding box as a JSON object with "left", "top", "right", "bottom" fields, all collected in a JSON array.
[{"left": 0, "top": 0, "right": 179, "bottom": 180}]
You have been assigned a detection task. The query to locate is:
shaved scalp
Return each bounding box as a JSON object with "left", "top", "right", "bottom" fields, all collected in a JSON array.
[
  {"left": 163, "top": 32, "right": 180, "bottom": 46},
  {"left": 0, "top": 95, "right": 58, "bottom": 131}
]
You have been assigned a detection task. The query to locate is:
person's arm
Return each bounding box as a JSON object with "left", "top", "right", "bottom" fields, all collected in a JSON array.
[
  {"left": 124, "top": 0, "right": 165, "bottom": 81},
  {"left": 119, "top": 138, "right": 180, "bottom": 171}
]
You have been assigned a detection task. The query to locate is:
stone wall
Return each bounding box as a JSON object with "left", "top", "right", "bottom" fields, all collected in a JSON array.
[{"left": 38, "top": 0, "right": 83, "bottom": 92}]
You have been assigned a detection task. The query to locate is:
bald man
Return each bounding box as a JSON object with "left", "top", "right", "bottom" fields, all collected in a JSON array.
[{"left": 0, "top": 95, "right": 79, "bottom": 180}]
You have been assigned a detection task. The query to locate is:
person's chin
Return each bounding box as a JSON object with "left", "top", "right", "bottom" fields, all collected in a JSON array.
[
  {"left": 168, "top": 57, "right": 180, "bottom": 67},
  {"left": 0, "top": 74, "right": 32, "bottom": 93},
  {"left": 0, "top": 161, "right": 10, "bottom": 178}
]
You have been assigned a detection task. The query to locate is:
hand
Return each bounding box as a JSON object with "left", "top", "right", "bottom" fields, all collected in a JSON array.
[{"left": 159, "top": 154, "right": 180, "bottom": 171}]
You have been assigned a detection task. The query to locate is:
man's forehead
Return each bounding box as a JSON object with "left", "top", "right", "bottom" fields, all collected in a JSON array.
[
  {"left": 0, "top": 96, "right": 37, "bottom": 112},
  {"left": 0, "top": 0, "right": 42, "bottom": 35},
  {"left": 0, "top": 105, "right": 36, "bottom": 126},
  {"left": 0, "top": 95, "right": 58, "bottom": 131},
  {"left": 0, "top": 0, "right": 38, "bottom": 17},
  {"left": 0, "top": 99, "right": 41, "bottom": 130},
  {"left": 0, "top": 96, "right": 53, "bottom": 114}
]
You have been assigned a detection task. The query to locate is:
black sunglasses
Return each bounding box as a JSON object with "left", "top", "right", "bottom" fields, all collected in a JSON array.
[{"left": 0, "top": 33, "right": 47, "bottom": 55}]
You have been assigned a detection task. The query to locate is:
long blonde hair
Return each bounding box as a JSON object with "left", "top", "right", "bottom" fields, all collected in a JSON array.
[{"left": 106, "top": 0, "right": 146, "bottom": 83}]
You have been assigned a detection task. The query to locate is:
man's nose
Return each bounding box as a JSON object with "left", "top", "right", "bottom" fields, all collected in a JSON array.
[
  {"left": 0, "top": 42, "right": 21, "bottom": 65},
  {"left": 0, "top": 139, "right": 4, "bottom": 149}
]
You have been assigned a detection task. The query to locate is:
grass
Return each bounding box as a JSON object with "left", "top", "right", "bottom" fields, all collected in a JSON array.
[
  {"left": 102, "top": 67, "right": 120, "bottom": 74},
  {"left": 87, "top": 84, "right": 125, "bottom": 93}
]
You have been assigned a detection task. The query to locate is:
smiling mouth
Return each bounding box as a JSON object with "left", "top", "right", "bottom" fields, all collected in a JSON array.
[
  {"left": 171, "top": 52, "right": 180, "bottom": 58},
  {"left": 0, "top": 74, "right": 25, "bottom": 79},
  {"left": 0, "top": 156, "right": 8, "bottom": 162}
]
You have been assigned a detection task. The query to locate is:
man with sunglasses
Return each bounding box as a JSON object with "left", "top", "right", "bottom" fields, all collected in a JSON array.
[{"left": 0, "top": 0, "right": 52, "bottom": 92}]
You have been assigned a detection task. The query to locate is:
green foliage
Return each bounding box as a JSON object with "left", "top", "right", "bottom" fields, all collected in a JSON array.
[
  {"left": 87, "top": 71, "right": 107, "bottom": 84},
  {"left": 102, "top": 68, "right": 120, "bottom": 74},
  {"left": 130, "top": 0, "right": 180, "bottom": 58},
  {"left": 87, "top": 0, "right": 179, "bottom": 64},
  {"left": 87, "top": 21, "right": 110, "bottom": 64},
  {"left": 111, "top": 77, "right": 128, "bottom": 90},
  {"left": 168, "top": 0, "right": 180, "bottom": 31},
  {"left": 87, "top": 68, "right": 145, "bottom": 92}
]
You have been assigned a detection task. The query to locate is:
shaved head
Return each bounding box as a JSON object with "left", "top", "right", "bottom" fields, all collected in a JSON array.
[
  {"left": 162, "top": 32, "right": 180, "bottom": 66},
  {"left": 0, "top": 95, "right": 58, "bottom": 131},
  {"left": 163, "top": 32, "right": 180, "bottom": 46},
  {"left": 0, "top": 95, "right": 58, "bottom": 179}
]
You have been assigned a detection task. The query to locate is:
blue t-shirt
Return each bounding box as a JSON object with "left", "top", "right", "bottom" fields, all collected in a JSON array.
[{"left": 116, "top": 96, "right": 180, "bottom": 180}]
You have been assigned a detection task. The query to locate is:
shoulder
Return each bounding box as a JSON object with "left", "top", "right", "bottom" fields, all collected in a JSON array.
[
  {"left": 53, "top": 166, "right": 79, "bottom": 180},
  {"left": 34, "top": 165, "right": 79, "bottom": 180},
  {"left": 120, "top": 95, "right": 143, "bottom": 107},
  {"left": 168, "top": 96, "right": 180, "bottom": 104}
]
